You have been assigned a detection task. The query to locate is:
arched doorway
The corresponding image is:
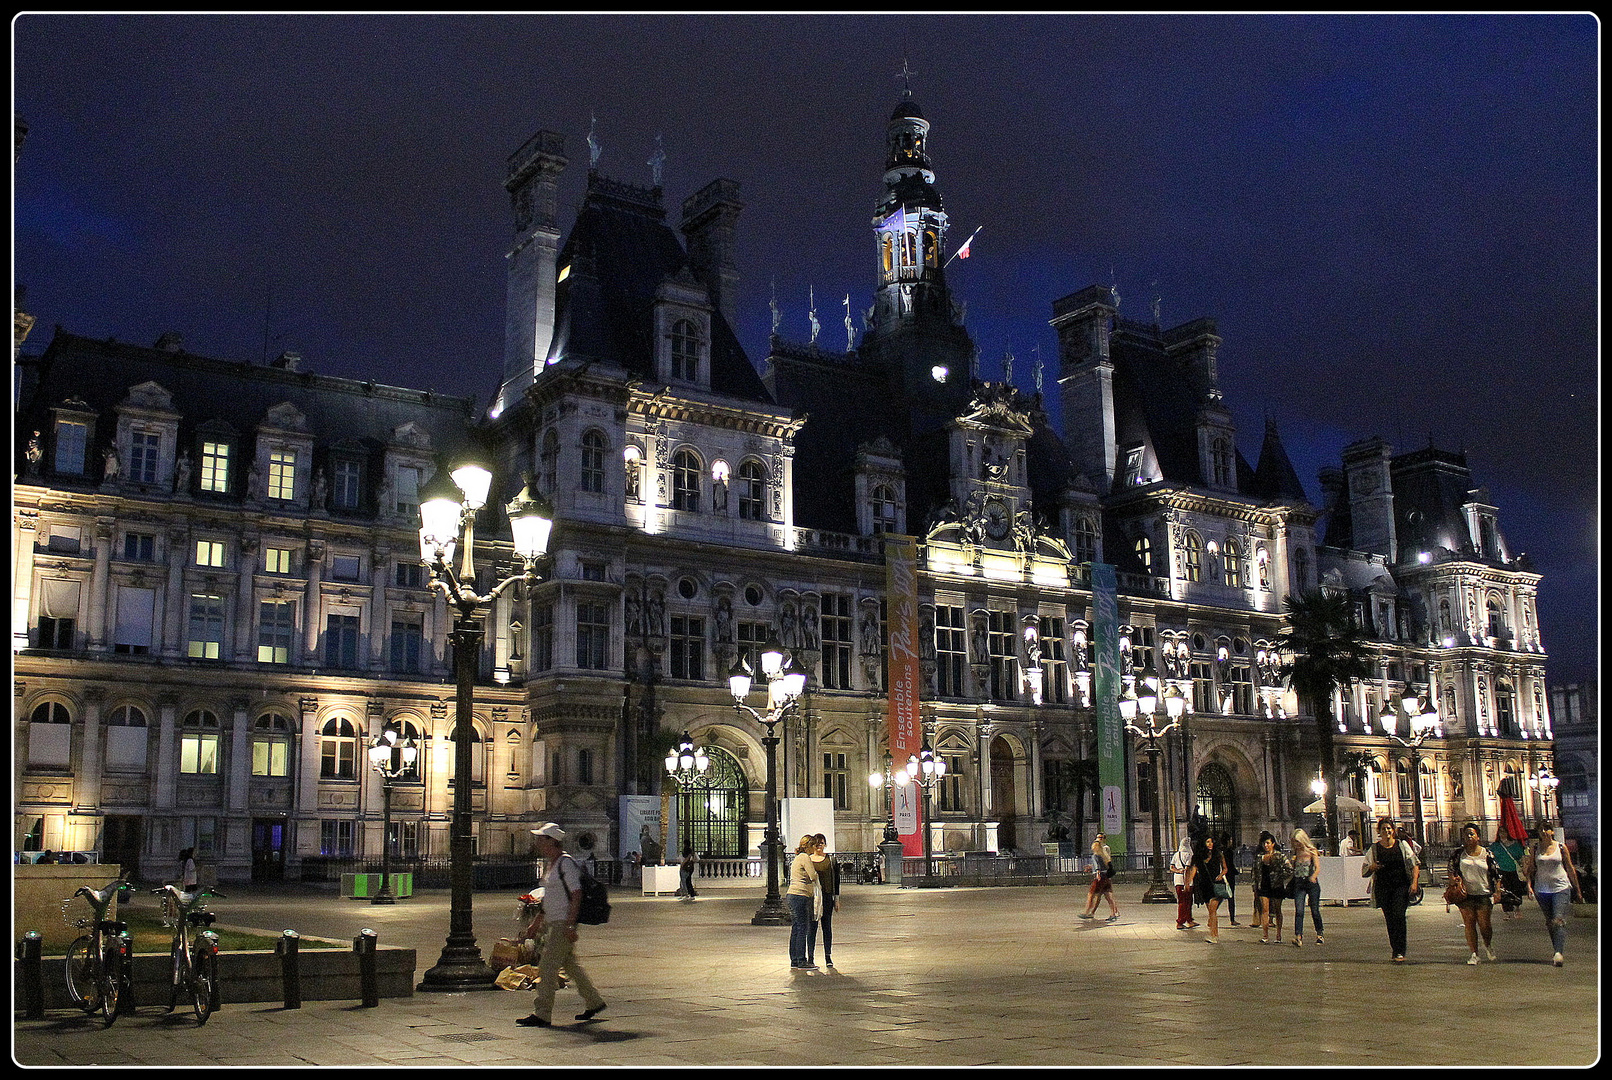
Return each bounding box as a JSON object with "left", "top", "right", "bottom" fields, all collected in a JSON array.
[
  {"left": 991, "top": 736, "right": 1017, "bottom": 852},
  {"left": 675, "top": 745, "right": 746, "bottom": 857},
  {"left": 1196, "top": 762, "right": 1239, "bottom": 845}
]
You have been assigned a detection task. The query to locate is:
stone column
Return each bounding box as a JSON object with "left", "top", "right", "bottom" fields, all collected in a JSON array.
[
  {"left": 227, "top": 700, "right": 251, "bottom": 815},
  {"left": 78, "top": 687, "right": 106, "bottom": 813},
  {"left": 367, "top": 545, "right": 390, "bottom": 667},
  {"left": 87, "top": 517, "right": 114, "bottom": 650},
  {"left": 234, "top": 537, "right": 258, "bottom": 661},
  {"left": 295, "top": 697, "right": 322, "bottom": 858},
  {"left": 303, "top": 540, "right": 326, "bottom": 661},
  {"left": 1027, "top": 720, "right": 1044, "bottom": 822},
  {"left": 13, "top": 510, "right": 38, "bottom": 650},
  {"left": 162, "top": 527, "right": 187, "bottom": 657},
  {"left": 154, "top": 700, "right": 178, "bottom": 810},
  {"left": 977, "top": 718, "right": 995, "bottom": 820}
]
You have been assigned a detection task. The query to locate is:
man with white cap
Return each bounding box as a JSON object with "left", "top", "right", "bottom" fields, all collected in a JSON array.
[{"left": 516, "top": 822, "right": 607, "bottom": 1028}]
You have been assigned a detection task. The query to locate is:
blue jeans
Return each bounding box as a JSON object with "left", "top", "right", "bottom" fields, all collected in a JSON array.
[
  {"left": 1536, "top": 890, "right": 1570, "bottom": 953},
  {"left": 788, "top": 894, "right": 814, "bottom": 965},
  {"left": 1292, "top": 879, "right": 1323, "bottom": 936}
]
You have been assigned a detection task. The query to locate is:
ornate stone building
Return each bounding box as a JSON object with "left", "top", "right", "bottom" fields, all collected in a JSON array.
[{"left": 13, "top": 87, "right": 1555, "bottom": 880}]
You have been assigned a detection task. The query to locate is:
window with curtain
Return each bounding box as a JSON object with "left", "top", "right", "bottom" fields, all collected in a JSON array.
[
  {"left": 37, "top": 578, "right": 81, "bottom": 650},
  {"left": 187, "top": 594, "right": 226, "bottom": 658},
  {"left": 106, "top": 705, "right": 148, "bottom": 770},
  {"left": 113, "top": 585, "right": 156, "bottom": 654},
  {"left": 258, "top": 600, "right": 295, "bottom": 663},
  {"left": 180, "top": 709, "right": 221, "bottom": 774},
  {"left": 53, "top": 420, "right": 88, "bottom": 474}
]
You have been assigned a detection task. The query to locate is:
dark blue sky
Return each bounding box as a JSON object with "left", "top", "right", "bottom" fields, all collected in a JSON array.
[{"left": 13, "top": 14, "right": 1598, "bottom": 683}]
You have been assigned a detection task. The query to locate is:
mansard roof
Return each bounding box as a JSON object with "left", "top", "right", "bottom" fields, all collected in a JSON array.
[
  {"left": 1390, "top": 444, "right": 1479, "bottom": 559},
  {"left": 551, "top": 174, "right": 773, "bottom": 405}
]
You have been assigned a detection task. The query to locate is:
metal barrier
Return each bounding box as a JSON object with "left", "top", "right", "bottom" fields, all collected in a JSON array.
[
  {"left": 15, "top": 931, "right": 44, "bottom": 1019},
  {"left": 275, "top": 929, "right": 301, "bottom": 1009}
]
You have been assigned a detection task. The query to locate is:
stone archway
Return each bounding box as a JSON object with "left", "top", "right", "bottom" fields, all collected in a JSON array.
[
  {"left": 991, "top": 735, "right": 1018, "bottom": 852},
  {"left": 1196, "top": 762, "right": 1239, "bottom": 846},
  {"left": 675, "top": 745, "right": 747, "bottom": 858}
]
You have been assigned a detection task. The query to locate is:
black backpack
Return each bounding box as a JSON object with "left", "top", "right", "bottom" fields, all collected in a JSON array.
[{"left": 560, "top": 855, "right": 611, "bottom": 925}]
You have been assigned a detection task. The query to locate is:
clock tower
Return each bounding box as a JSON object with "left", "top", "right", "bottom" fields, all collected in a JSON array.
[{"left": 946, "top": 383, "right": 1036, "bottom": 548}]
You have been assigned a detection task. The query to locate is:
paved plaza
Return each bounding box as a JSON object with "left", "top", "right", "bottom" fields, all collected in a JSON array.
[{"left": 13, "top": 877, "right": 1600, "bottom": 1067}]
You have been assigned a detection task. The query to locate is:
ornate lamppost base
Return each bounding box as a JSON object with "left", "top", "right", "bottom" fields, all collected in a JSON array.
[
  {"left": 1140, "top": 880, "right": 1177, "bottom": 903},
  {"left": 418, "top": 952, "right": 500, "bottom": 993},
  {"left": 370, "top": 894, "right": 397, "bottom": 906},
  {"left": 751, "top": 896, "right": 793, "bottom": 926}
]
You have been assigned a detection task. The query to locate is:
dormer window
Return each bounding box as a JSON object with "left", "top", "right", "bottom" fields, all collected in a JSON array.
[
  {"left": 1124, "top": 447, "right": 1145, "bottom": 487},
  {"left": 871, "top": 484, "right": 898, "bottom": 534},
  {"left": 53, "top": 420, "right": 89, "bottom": 475},
  {"left": 267, "top": 450, "right": 296, "bottom": 501},
  {"left": 1210, "top": 437, "right": 1233, "bottom": 487},
  {"left": 130, "top": 429, "right": 162, "bottom": 485},
  {"left": 332, "top": 459, "right": 362, "bottom": 510},
  {"left": 670, "top": 319, "right": 702, "bottom": 382},
  {"left": 200, "top": 441, "right": 230, "bottom": 493}
]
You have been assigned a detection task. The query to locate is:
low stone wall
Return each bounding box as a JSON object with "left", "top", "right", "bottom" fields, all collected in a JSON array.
[
  {"left": 13, "top": 864, "right": 127, "bottom": 949},
  {"left": 17, "top": 943, "right": 417, "bottom": 1010}
]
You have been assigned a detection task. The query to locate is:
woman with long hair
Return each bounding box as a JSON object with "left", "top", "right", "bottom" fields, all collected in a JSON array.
[
  {"left": 1289, "top": 828, "right": 1324, "bottom": 946},
  {"left": 1255, "top": 831, "right": 1290, "bottom": 944},
  {"left": 807, "top": 834, "right": 840, "bottom": 967},
  {"left": 786, "top": 835, "right": 821, "bottom": 969},
  {"left": 1185, "top": 835, "right": 1228, "bottom": 943},
  {"left": 1522, "top": 823, "right": 1582, "bottom": 967},
  {"left": 1362, "top": 817, "right": 1420, "bottom": 962},
  {"left": 1449, "top": 821, "right": 1501, "bottom": 965}
]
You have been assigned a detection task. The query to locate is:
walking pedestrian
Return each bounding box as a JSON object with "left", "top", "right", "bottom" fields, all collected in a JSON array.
[
  {"left": 1187, "top": 835, "right": 1229, "bottom": 943},
  {"left": 1170, "top": 838, "right": 1198, "bottom": 930},
  {"left": 1255, "top": 831, "right": 1291, "bottom": 944},
  {"left": 1289, "top": 828, "right": 1324, "bottom": 946},
  {"left": 516, "top": 823, "right": 608, "bottom": 1028},
  {"left": 808, "top": 834, "right": 840, "bottom": 967},
  {"left": 787, "top": 836, "right": 821, "bottom": 969},
  {"left": 1449, "top": 822, "right": 1501, "bottom": 965},
  {"left": 676, "top": 849, "right": 699, "bottom": 900},
  {"left": 1521, "top": 824, "right": 1582, "bottom": 967},
  {"left": 1078, "top": 833, "right": 1120, "bottom": 922},
  {"left": 1221, "top": 832, "right": 1241, "bottom": 925},
  {"left": 1362, "top": 817, "right": 1420, "bottom": 962},
  {"left": 178, "top": 847, "right": 199, "bottom": 892}
]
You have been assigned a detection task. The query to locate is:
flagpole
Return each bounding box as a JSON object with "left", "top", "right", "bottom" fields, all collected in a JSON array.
[{"left": 945, "top": 225, "right": 982, "bottom": 267}]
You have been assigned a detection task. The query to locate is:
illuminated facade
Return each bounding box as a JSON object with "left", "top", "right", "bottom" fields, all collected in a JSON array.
[{"left": 13, "top": 88, "right": 1555, "bottom": 878}]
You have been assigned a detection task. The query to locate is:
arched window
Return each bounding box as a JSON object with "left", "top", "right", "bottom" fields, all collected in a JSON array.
[
  {"left": 1293, "top": 547, "right": 1310, "bottom": 589},
  {"left": 623, "top": 445, "right": 643, "bottom": 502},
  {"left": 252, "top": 713, "right": 293, "bottom": 777},
  {"left": 320, "top": 717, "right": 358, "bottom": 779},
  {"left": 388, "top": 720, "right": 425, "bottom": 783},
  {"left": 1210, "top": 437, "right": 1233, "bottom": 487},
  {"left": 738, "top": 460, "right": 767, "bottom": 520},
  {"left": 1073, "top": 518, "right": 1097, "bottom": 564},
  {"left": 671, "top": 449, "right": 701, "bottom": 512},
  {"left": 108, "top": 705, "right": 146, "bottom": 726},
  {"left": 1195, "top": 762, "right": 1237, "bottom": 842},
  {"left": 1418, "top": 759, "right": 1435, "bottom": 801},
  {"left": 579, "top": 429, "right": 607, "bottom": 493},
  {"left": 539, "top": 430, "right": 560, "bottom": 495},
  {"left": 181, "top": 709, "right": 220, "bottom": 775},
  {"left": 27, "top": 701, "right": 73, "bottom": 768},
  {"left": 1487, "top": 597, "right": 1505, "bottom": 639},
  {"left": 1134, "top": 535, "right": 1152, "bottom": 574},
  {"left": 1224, "top": 538, "right": 1242, "bottom": 588},
  {"left": 1395, "top": 760, "right": 1414, "bottom": 804},
  {"left": 106, "top": 705, "right": 149, "bottom": 771},
  {"left": 870, "top": 484, "right": 897, "bottom": 534},
  {"left": 1179, "top": 531, "right": 1203, "bottom": 583},
  {"left": 31, "top": 701, "right": 70, "bottom": 725},
  {"left": 449, "top": 725, "right": 486, "bottom": 787},
  {"left": 670, "top": 318, "right": 702, "bottom": 381},
  {"left": 1495, "top": 682, "right": 1517, "bottom": 736},
  {"left": 880, "top": 234, "right": 894, "bottom": 277},
  {"left": 673, "top": 744, "right": 747, "bottom": 857}
]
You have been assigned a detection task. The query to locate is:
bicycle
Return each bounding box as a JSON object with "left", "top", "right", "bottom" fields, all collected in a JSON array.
[
  {"left": 63, "top": 877, "right": 137, "bottom": 1026},
  {"left": 153, "top": 883, "right": 225, "bottom": 1023}
]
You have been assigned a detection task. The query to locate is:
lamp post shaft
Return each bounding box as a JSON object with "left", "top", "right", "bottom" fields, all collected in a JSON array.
[
  {"left": 419, "top": 614, "right": 496, "bottom": 990},
  {"left": 752, "top": 725, "right": 790, "bottom": 924},
  {"left": 1142, "top": 742, "right": 1174, "bottom": 902},
  {"left": 374, "top": 776, "right": 396, "bottom": 905},
  {"left": 1409, "top": 745, "right": 1427, "bottom": 853},
  {"left": 921, "top": 784, "right": 933, "bottom": 880}
]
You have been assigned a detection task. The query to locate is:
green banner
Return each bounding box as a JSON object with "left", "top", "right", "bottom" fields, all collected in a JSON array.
[{"left": 1090, "top": 562, "right": 1126, "bottom": 854}]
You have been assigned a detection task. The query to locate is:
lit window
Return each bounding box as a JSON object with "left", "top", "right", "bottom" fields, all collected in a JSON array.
[
  {"left": 1224, "top": 539, "right": 1243, "bottom": 588},
  {"left": 320, "top": 717, "right": 358, "bottom": 779},
  {"left": 268, "top": 451, "right": 296, "bottom": 500},
  {"left": 200, "top": 441, "right": 230, "bottom": 493},
  {"left": 251, "top": 714, "right": 292, "bottom": 777},
  {"left": 195, "top": 540, "right": 226, "bottom": 567},
  {"left": 1179, "top": 531, "right": 1203, "bottom": 583},
  {"left": 1134, "top": 535, "right": 1152, "bottom": 574},
  {"left": 187, "top": 594, "right": 226, "bottom": 658},
  {"left": 264, "top": 546, "right": 292, "bottom": 574},
  {"left": 257, "top": 601, "right": 295, "bottom": 663},
  {"left": 180, "top": 709, "right": 220, "bottom": 774}
]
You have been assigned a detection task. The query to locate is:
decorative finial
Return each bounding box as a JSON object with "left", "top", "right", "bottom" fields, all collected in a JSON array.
[
  {"left": 1109, "top": 266, "right": 1120, "bottom": 310},
  {"left": 587, "top": 113, "right": 601, "bottom": 169},
  {"left": 648, "top": 134, "right": 665, "bottom": 188},
  {"left": 898, "top": 58, "right": 916, "bottom": 94},
  {"left": 1033, "top": 345, "right": 1044, "bottom": 394},
  {"left": 807, "top": 285, "right": 820, "bottom": 346},
  {"left": 770, "top": 279, "right": 781, "bottom": 335},
  {"left": 843, "top": 293, "right": 855, "bottom": 352},
  {"left": 1150, "top": 280, "right": 1161, "bottom": 326},
  {"left": 1002, "top": 350, "right": 1014, "bottom": 384}
]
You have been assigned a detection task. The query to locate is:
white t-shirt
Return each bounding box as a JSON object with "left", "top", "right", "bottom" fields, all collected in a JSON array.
[{"left": 541, "top": 854, "right": 583, "bottom": 922}]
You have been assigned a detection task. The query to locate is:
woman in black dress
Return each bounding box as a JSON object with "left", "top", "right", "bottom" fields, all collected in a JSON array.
[
  {"left": 1362, "top": 817, "right": 1420, "bottom": 962},
  {"left": 1185, "top": 835, "right": 1229, "bottom": 943}
]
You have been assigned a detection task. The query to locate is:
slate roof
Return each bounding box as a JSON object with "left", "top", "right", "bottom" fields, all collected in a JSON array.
[
  {"left": 1389, "top": 446, "right": 1479, "bottom": 558},
  {"left": 1249, "top": 418, "right": 1309, "bottom": 503}
]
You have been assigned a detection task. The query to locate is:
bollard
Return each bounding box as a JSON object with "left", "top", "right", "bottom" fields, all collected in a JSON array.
[
  {"left": 353, "top": 928, "right": 379, "bottom": 1007},
  {"left": 880, "top": 839, "right": 906, "bottom": 887},
  {"left": 275, "top": 930, "right": 301, "bottom": 1009},
  {"left": 16, "top": 931, "right": 44, "bottom": 1019}
]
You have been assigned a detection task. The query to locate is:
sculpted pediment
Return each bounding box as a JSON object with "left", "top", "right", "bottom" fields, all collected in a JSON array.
[{"left": 261, "top": 401, "right": 309, "bottom": 432}]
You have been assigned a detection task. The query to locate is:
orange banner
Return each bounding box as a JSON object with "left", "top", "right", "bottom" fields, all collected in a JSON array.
[{"left": 884, "top": 534, "right": 924, "bottom": 856}]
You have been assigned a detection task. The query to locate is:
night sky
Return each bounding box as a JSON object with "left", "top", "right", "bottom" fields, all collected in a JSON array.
[{"left": 12, "top": 14, "right": 1598, "bottom": 684}]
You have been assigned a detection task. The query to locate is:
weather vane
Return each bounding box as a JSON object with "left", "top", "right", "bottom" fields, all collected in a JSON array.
[
  {"left": 807, "top": 285, "right": 820, "bottom": 346},
  {"left": 648, "top": 134, "right": 665, "bottom": 188},
  {"left": 587, "top": 113, "right": 601, "bottom": 169},
  {"left": 898, "top": 58, "right": 915, "bottom": 93}
]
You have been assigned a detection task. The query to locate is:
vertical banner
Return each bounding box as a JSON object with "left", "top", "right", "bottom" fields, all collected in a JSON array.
[
  {"left": 1091, "top": 562, "right": 1127, "bottom": 854},
  {"left": 885, "top": 534, "right": 924, "bottom": 856}
]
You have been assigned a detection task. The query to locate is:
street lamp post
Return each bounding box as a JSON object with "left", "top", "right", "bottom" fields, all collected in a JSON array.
[
  {"left": 664, "top": 730, "right": 710, "bottom": 858},
  {"left": 416, "top": 462, "right": 554, "bottom": 992},
  {"left": 367, "top": 723, "right": 418, "bottom": 905},
  {"left": 897, "top": 738, "right": 946, "bottom": 881},
  {"left": 1119, "top": 667, "right": 1184, "bottom": 903},
  {"left": 729, "top": 641, "right": 807, "bottom": 925},
  {"left": 867, "top": 750, "right": 905, "bottom": 886},
  {"left": 1528, "top": 767, "right": 1558, "bottom": 826},
  {"left": 1380, "top": 687, "right": 1440, "bottom": 854}
]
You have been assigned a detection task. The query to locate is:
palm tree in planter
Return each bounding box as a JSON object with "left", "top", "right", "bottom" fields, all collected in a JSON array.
[{"left": 1279, "top": 589, "right": 1375, "bottom": 855}]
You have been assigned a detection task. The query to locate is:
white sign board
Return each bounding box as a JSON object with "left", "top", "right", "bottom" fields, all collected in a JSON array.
[{"left": 780, "top": 798, "right": 837, "bottom": 852}]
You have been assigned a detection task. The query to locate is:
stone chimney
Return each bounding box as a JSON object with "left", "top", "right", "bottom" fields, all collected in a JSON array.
[{"left": 680, "top": 179, "right": 744, "bottom": 330}]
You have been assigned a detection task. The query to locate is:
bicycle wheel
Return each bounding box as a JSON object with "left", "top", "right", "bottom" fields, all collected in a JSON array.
[
  {"left": 64, "top": 935, "right": 101, "bottom": 1013},
  {"left": 96, "top": 938, "right": 121, "bottom": 1026},
  {"left": 168, "top": 940, "right": 185, "bottom": 1013},
  {"left": 115, "top": 934, "right": 136, "bottom": 1018},
  {"left": 191, "top": 941, "right": 218, "bottom": 1024}
]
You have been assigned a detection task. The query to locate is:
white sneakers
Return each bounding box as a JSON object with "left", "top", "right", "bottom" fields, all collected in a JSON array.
[
  {"left": 1553, "top": 952, "right": 1564, "bottom": 967},
  {"left": 1483, "top": 945, "right": 1496, "bottom": 962},
  {"left": 1467, "top": 953, "right": 1480, "bottom": 965}
]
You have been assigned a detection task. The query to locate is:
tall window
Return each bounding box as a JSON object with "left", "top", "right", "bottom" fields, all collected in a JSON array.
[
  {"left": 1136, "top": 760, "right": 1156, "bottom": 815},
  {"left": 268, "top": 450, "right": 296, "bottom": 500},
  {"left": 669, "top": 615, "right": 705, "bottom": 681},
  {"left": 736, "top": 620, "right": 768, "bottom": 673},
  {"left": 1395, "top": 760, "right": 1413, "bottom": 803},
  {"left": 670, "top": 318, "right": 701, "bottom": 381},
  {"left": 1192, "top": 661, "right": 1215, "bottom": 714},
  {"left": 1041, "top": 616, "right": 1067, "bottom": 705},
  {"left": 200, "top": 441, "right": 229, "bottom": 492},
  {"left": 187, "top": 594, "right": 226, "bottom": 659},
  {"left": 1134, "top": 535, "right": 1152, "bottom": 574},
  {"left": 1179, "top": 531, "right": 1203, "bottom": 582},
  {"left": 394, "top": 466, "right": 420, "bottom": 517},
  {"left": 539, "top": 431, "right": 560, "bottom": 495},
  {"left": 576, "top": 601, "right": 609, "bottom": 670},
  {"left": 320, "top": 717, "right": 358, "bottom": 779},
  {"left": 1224, "top": 538, "right": 1243, "bottom": 588},
  {"left": 815, "top": 595, "right": 851, "bottom": 689},
  {"left": 325, "top": 613, "right": 361, "bottom": 669},
  {"left": 938, "top": 752, "right": 967, "bottom": 811},
  {"left": 1487, "top": 599, "right": 1506, "bottom": 639},
  {"left": 530, "top": 603, "right": 553, "bottom": 672},
  {"left": 935, "top": 605, "right": 966, "bottom": 697},
  {"left": 1495, "top": 685, "right": 1517, "bottom": 736},
  {"left": 320, "top": 819, "right": 356, "bottom": 856},
  {"left": 1210, "top": 437, "right": 1233, "bottom": 487},
  {"left": 54, "top": 420, "right": 88, "bottom": 474},
  {"left": 988, "top": 611, "right": 1017, "bottom": 701},
  {"left": 1228, "top": 663, "right": 1252, "bottom": 715},
  {"left": 258, "top": 600, "right": 295, "bottom": 663},
  {"left": 333, "top": 459, "right": 361, "bottom": 510},
  {"left": 738, "top": 460, "right": 767, "bottom": 520},
  {"left": 822, "top": 752, "right": 850, "bottom": 809},
  {"left": 195, "top": 539, "right": 226, "bottom": 567},
  {"left": 870, "top": 485, "right": 897, "bottom": 534},
  {"left": 130, "top": 430, "right": 161, "bottom": 484},
  {"left": 251, "top": 714, "right": 292, "bottom": 777},
  {"left": 1073, "top": 518, "right": 1097, "bottom": 564},
  {"left": 106, "top": 705, "right": 149, "bottom": 771},
  {"left": 672, "top": 449, "right": 701, "bottom": 511},
  {"left": 576, "top": 747, "right": 594, "bottom": 786},
  {"left": 390, "top": 614, "right": 426, "bottom": 674},
  {"left": 180, "top": 709, "right": 220, "bottom": 775},
  {"left": 580, "top": 430, "right": 607, "bottom": 493}
]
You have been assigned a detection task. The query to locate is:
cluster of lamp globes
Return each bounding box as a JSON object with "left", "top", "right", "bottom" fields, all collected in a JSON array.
[
  {"left": 868, "top": 744, "right": 948, "bottom": 792},
  {"left": 726, "top": 640, "right": 808, "bottom": 710},
  {"left": 368, "top": 725, "right": 418, "bottom": 776},
  {"left": 416, "top": 461, "right": 555, "bottom": 574},
  {"left": 1118, "top": 669, "right": 1187, "bottom": 728},
  {"left": 1375, "top": 687, "right": 1443, "bottom": 742}
]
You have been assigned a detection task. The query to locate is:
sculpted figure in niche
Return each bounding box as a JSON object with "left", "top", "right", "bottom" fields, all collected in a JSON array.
[
  {"left": 646, "top": 587, "right": 667, "bottom": 642},
  {"left": 714, "top": 595, "right": 734, "bottom": 645},
  {"left": 311, "top": 467, "right": 328, "bottom": 509},
  {"left": 625, "top": 585, "right": 643, "bottom": 638},
  {"left": 779, "top": 599, "right": 800, "bottom": 651},
  {"left": 102, "top": 447, "right": 121, "bottom": 482},
  {"left": 801, "top": 602, "right": 820, "bottom": 651},
  {"left": 919, "top": 608, "right": 936, "bottom": 662},
  {"left": 174, "top": 450, "right": 191, "bottom": 493}
]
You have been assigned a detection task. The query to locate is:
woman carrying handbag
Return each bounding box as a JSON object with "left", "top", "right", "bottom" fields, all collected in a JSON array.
[
  {"left": 1185, "top": 835, "right": 1229, "bottom": 943},
  {"left": 1362, "top": 817, "right": 1420, "bottom": 962},
  {"left": 1449, "top": 822, "right": 1501, "bottom": 965}
]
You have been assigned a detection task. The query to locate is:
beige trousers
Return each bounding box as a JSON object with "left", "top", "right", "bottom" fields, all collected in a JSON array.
[{"left": 531, "top": 923, "right": 605, "bottom": 1021}]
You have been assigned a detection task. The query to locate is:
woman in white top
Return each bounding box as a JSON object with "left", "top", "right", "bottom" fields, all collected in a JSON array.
[
  {"left": 1521, "top": 824, "right": 1582, "bottom": 966},
  {"left": 1170, "top": 838, "right": 1197, "bottom": 930},
  {"left": 1449, "top": 822, "right": 1501, "bottom": 965}
]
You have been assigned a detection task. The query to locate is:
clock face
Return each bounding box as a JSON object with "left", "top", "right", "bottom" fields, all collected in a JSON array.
[{"left": 983, "top": 498, "right": 1011, "bottom": 540}]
